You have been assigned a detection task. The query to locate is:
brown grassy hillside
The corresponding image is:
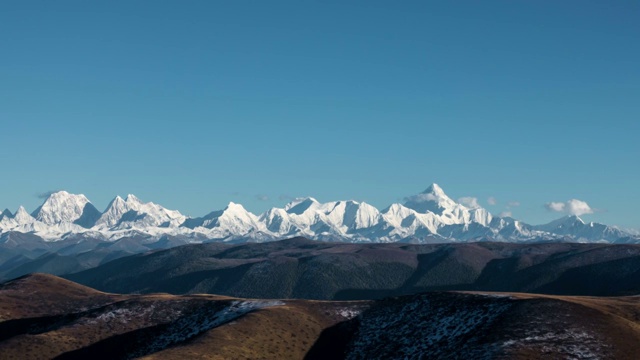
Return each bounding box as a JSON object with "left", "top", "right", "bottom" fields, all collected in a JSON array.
[{"left": 1, "top": 274, "right": 640, "bottom": 359}]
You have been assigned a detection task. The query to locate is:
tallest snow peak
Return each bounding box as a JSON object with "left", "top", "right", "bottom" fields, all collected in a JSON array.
[
  {"left": 425, "top": 183, "right": 445, "bottom": 196},
  {"left": 403, "top": 183, "right": 457, "bottom": 214}
]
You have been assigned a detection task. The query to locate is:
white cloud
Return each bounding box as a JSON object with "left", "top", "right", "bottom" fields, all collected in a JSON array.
[
  {"left": 405, "top": 193, "right": 439, "bottom": 203},
  {"left": 36, "top": 190, "right": 61, "bottom": 199},
  {"left": 545, "top": 202, "right": 566, "bottom": 212},
  {"left": 566, "top": 199, "right": 594, "bottom": 216},
  {"left": 255, "top": 194, "right": 269, "bottom": 201},
  {"left": 623, "top": 228, "right": 640, "bottom": 236},
  {"left": 458, "top": 197, "right": 481, "bottom": 209},
  {"left": 487, "top": 197, "right": 497, "bottom": 206},
  {"left": 497, "top": 200, "right": 519, "bottom": 218},
  {"left": 545, "top": 199, "right": 593, "bottom": 216}
]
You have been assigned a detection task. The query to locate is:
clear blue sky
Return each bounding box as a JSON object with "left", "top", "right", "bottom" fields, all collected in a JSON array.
[{"left": 1, "top": 1, "right": 638, "bottom": 228}]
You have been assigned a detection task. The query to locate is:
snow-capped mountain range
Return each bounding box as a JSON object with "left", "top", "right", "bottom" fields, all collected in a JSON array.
[{"left": 0, "top": 184, "right": 635, "bottom": 244}]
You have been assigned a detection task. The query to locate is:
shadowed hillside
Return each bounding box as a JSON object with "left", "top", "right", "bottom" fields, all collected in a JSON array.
[
  {"left": 0, "top": 232, "right": 188, "bottom": 282},
  {"left": 2, "top": 274, "right": 640, "bottom": 359},
  {"left": 0, "top": 274, "right": 363, "bottom": 360},
  {"left": 63, "top": 238, "right": 640, "bottom": 300}
]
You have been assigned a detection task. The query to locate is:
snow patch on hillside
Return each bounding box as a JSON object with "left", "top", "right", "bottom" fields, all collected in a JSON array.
[
  {"left": 346, "top": 294, "right": 513, "bottom": 359},
  {"left": 130, "top": 300, "right": 283, "bottom": 357}
]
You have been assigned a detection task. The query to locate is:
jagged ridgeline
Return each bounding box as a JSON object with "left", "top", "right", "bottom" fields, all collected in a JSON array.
[{"left": 0, "top": 184, "right": 635, "bottom": 244}]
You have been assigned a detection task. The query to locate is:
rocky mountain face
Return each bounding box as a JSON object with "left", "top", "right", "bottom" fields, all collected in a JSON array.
[{"left": 0, "top": 185, "right": 635, "bottom": 244}]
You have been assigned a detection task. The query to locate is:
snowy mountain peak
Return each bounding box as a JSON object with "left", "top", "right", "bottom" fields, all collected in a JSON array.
[
  {"left": 0, "top": 209, "right": 12, "bottom": 220},
  {"left": 343, "top": 201, "right": 380, "bottom": 229},
  {"left": 111, "top": 195, "right": 124, "bottom": 203},
  {"left": 31, "top": 191, "right": 99, "bottom": 227},
  {"left": 533, "top": 215, "right": 625, "bottom": 242},
  {"left": 404, "top": 184, "right": 458, "bottom": 214},
  {"left": 570, "top": 215, "right": 585, "bottom": 225},
  {"left": 182, "top": 201, "right": 261, "bottom": 237},
  {"left": 284, "top": 197, "right": 318, "bottom": 207},
  {"left": 95, "top": 196, "right": 130, "bottom": 228},
  {"left": 223, "top": 202, "right": 252, "bottom": 215},
  {"left": 542, "top": 215, "right": 585, "bottom": 229},
  {"left": 285, "top": 197, "right": 320, "bottom": 215},
  {"left": 0, "top": 186, "right": 634, "bottom": 244},
  {"left": 383, "top": 203, "right": 414, "bottom": 217},
  {"left": 96, "top": 194, "right": 185, "bottom": 229},
  {"left": 103, "top": 195, "right": 128, "bottom": 212},
  {"left": 426, "top": 183, "right": 445, "bottom": 196},
  {"left": 32, "top": 190, "right": 89, "bottom": 214},
  {"left": 13, "top": 206, "right": 35, "bottom": 223},
  {"left": 125, "top": 194, "right": 142, "bottom": 204}
]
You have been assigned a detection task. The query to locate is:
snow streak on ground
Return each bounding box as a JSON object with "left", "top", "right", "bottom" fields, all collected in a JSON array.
[
  {"left": 499, "top": 305, "right": 607, "bottom": 359},
  {"left": 335, "top": 307, "right": 362, "bottom": 320},
  {"left": 341, "top": 293, "right": 611, "bottom": 359},
  {"left": 345, "top": 293, "right": 513, "bottom": 359},
  {"left": 64, "top": 298, "right": 284, "bottom": 359},
  {"left": 128, "top": 300, "right": 284, "bottom": 358}
]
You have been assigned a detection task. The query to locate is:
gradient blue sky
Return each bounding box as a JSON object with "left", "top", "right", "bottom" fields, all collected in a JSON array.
[{"left": 1, "top": 1, "right": 638, "bottom": 228}]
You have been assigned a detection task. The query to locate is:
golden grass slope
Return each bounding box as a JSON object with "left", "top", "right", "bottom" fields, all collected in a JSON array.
[
  {"left": 0, "top": 274, "right": 365, "bottom": 360},
  {"left": 0, "top": 274, "right": 639, "bottom": 359}
]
